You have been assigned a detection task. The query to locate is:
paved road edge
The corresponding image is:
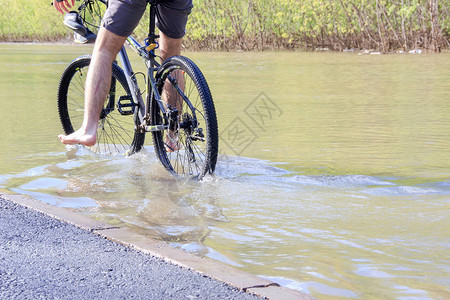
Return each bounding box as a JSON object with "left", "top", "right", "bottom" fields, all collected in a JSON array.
[{"left": 0, "top": 192, "right": 313, "bottom": 300}]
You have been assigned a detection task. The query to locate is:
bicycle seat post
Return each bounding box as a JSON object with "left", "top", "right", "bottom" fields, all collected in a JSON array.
[{"left": 147, "top": 0, "right": 159, "bottom": 45}]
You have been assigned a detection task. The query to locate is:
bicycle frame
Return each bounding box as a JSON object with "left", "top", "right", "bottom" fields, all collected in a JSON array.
[
  {"left": 118, "top": 38, "right": 153, "bottom": 131},
  {"left": 116, "top": 0, "right": 178, "bottom": 134}
]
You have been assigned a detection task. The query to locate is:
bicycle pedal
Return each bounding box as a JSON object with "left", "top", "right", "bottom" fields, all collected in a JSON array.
[{"left": 117, "top": 96, "right": 138, "bottom": 115}]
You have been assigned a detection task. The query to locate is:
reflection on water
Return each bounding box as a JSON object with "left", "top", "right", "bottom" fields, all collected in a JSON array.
[{"left": 1, "top": 44, "right": 449, "bottom": 299}]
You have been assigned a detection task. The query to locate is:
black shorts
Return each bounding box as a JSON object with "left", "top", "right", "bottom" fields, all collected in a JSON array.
[{"left": 102, "top": 0, "right": 193, "bottom": 39}]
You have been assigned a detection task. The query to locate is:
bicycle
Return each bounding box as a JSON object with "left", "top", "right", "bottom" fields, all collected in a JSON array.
[{"left": 57, "top": 0, "right": 219, "bottom": 179}]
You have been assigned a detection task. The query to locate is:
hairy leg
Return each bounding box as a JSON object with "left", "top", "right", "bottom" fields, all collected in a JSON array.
[
  {"left": 160, "top": 31, "right": 185, "bottom": 110},
  {"left": 58, "top": 28, "right": 127, "bottom": 146},
  {"left": 159, "top": 32, "right": 185, "bottom": 151}
]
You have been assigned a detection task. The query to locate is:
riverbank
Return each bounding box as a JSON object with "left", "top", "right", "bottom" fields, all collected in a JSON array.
[{"left": 1, "top": 0, "right": 448, "bottom": 52}]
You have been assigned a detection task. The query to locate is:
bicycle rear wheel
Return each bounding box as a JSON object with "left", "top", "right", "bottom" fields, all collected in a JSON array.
[
  {"left": 57, "top": 55, "right": 145, "bottom": 156},
  {"left": 151, "top": 56, "right": 218, "bottom": 179}
]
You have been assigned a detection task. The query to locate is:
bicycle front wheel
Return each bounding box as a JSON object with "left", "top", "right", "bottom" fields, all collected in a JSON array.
[
  {"left": 151, "top": 56, "right": 218, "bottom": 179},
  {"left": 58, "top": 55, "right": 145, "bottom": 156}
]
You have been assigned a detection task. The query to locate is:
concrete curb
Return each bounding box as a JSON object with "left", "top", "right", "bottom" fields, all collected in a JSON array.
[{"left": 1, "top": 192, "right": 313, "bottom": 300}]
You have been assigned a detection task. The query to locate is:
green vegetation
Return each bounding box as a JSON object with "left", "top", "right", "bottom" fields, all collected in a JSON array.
[
  {"left": 1, "top": 0, "right": 448, "bottom": 52},
  {"left": 0, "top": 0, "right": 68, "bottom": 41}
]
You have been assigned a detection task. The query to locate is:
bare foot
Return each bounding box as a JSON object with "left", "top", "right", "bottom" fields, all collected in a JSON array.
[
  {"left": 164, "top": 131, "right": 181, "bottom": 152},
  {"left": 58, "top": 129, "right": 97, "bottom": 147}
]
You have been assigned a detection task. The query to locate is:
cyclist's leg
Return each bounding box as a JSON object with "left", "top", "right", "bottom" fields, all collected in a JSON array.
[
  {"left": 159, "top": 31, "right": 182, "bottom": 60},
  {"left": 159, "top": 31, "right": 184, "bottom": 106},
  {"left": 156, "top": 0, "right": 192, "bottom": 151},
  {"left": 58, "top": 28, "right": 127, "bottom": 146},
  {"left": 59, "top": 0, "right": 147, "bottom": 146},
  {"left": 156, "top": 0, "right": 192, "bottom": 60},
  {"left": 159, "top": 33, "right": 185, "bottom": 151}
]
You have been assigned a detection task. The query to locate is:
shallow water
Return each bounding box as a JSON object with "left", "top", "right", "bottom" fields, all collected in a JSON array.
[{"left": 1, "top": 44, "right": 449, "bottom": 299}]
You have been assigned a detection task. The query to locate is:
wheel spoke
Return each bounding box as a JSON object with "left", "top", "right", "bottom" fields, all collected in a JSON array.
[
  {"left": 59, "top": 58, "right": 144, "bottom": 157},
  {"left": 151, "top": 58, "right": 217, "bottom": 179}
]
